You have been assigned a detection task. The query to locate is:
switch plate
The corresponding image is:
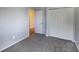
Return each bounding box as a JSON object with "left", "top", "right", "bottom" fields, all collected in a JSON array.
[{"left": 12, "top": 35, "right": 15, "bottom": 39}]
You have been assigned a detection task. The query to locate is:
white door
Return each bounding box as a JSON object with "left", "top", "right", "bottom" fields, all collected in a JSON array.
[{"left": 46, "top": 8, "right": 75, "bottom": 41}]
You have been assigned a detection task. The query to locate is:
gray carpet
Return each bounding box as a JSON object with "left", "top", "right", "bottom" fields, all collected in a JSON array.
[{"left": 2, "top": 33, "right": 78, "bottom": 52}]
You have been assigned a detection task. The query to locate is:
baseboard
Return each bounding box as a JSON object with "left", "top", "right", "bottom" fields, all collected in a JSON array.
[
  {"left": 74, "top": 41, "right": 79, "bottom": 51},
  {"left": 46, "top": 34, "right": 75, "bottom": 42},
  {"left": 46, "top": 34, "right": 49, "bottom": 37},
  {"left": 0, "top": 36, "right": 28, "bottom": 52}
]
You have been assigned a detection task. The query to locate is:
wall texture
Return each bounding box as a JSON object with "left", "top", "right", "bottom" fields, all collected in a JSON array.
[
  {"left": 46, "top": 8, "right": 75, "bottom": 41},
  {"left": 0, "top": 7, "right": 29, "bottom": 51}
]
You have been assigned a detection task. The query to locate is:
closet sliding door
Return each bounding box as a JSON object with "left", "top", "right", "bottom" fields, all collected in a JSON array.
[{"left": 46, "top": 8, "right": 75, "bottom": 41}]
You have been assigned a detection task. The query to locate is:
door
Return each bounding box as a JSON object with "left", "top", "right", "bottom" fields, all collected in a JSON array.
[{"left": 46, "top": 8, "right": 74, "bottom": 41}]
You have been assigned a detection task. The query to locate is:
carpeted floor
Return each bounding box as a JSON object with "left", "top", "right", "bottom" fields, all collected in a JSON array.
[{"left": 2, "top": 33, "right": 78, "bottom": 52}]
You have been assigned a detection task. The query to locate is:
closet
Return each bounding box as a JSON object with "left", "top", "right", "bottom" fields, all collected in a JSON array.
[{"left": 46, "top": 7, "right": 75, "bottom": 41}]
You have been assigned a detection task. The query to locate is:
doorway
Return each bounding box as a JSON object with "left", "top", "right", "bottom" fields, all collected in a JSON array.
[
  {"left": 29, "top": 8, "right": 36, "bottom": 35},
  {"left": 29, "top": 7, "right": 46, "bottom": 36}
]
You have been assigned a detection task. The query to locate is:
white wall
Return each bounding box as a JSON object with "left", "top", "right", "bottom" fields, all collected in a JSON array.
[
  {"left": 46, "top": 8, "right": 75, "bottom": 41},
  {"left": 42, "top": 8, "right": 46, "bottom": 34},
  {"left": 35, "top": 8, "right": 46, "bottom": 34},
  {"left": 0, "top": 7, "right": 29, "bottom": 51},
  {"left": 75, "top": 8, "right": 79, "bottom": 49}
]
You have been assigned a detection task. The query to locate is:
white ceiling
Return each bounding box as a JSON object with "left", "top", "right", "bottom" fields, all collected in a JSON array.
[{"left": 33, "top": 7, "right": 70, "bottom": 11}]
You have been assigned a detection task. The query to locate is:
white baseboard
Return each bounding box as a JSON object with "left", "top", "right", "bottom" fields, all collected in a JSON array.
[
  {"left": 46, "top": 34, "right": 75, "bottom": 42},
  {"left": 74, "top": 41, "right": 79, "bottom": 51},
  {"left": 0, "top": 36, "right": 28, "bottom": 52},
  {"left": 45, "top": 34, "right": 49, "bottom": 37}
]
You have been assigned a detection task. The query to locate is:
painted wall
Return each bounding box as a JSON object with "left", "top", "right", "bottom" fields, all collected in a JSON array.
[
  {"left": 75, "top": 8, "right": 79, "bottom": 49},
  {"left": 35, "top": 8, "right": 46, "bottom": 34},
  {"left": 29, "top": 8, "right": 36, "bottom": 28},
  {"left": 0, "top": 7, "right": 29, "bottom": 51},
  {"left": 46, "top": 8, "right": 75, "bottom": 41}
]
